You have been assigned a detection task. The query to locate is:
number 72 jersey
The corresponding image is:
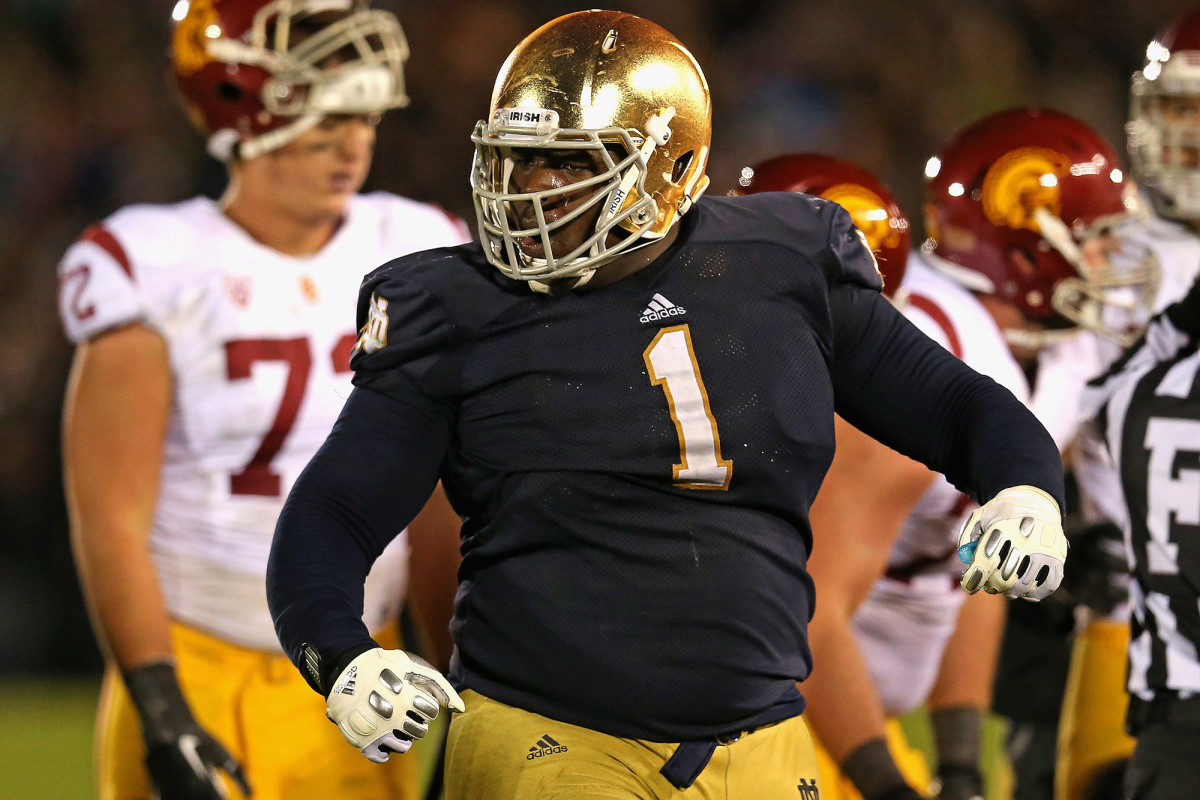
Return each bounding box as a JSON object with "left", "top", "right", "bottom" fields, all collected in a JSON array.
[{"left": 57, "top": 193, "right": 469, "bottom": 651}]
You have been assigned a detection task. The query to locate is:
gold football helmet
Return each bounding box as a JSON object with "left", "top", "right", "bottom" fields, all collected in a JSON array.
[{"left": 470, "top": 10, "right": 712, "bottom": 289}]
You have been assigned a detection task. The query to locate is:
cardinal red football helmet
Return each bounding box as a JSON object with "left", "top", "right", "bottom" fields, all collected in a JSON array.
[
  {"left": 734, "top": 153, "right": 911, "bottom": 298},
  {"left": 1128, "top": 8, "right": 1200, "bottom": 221},
  {"left": 923, "top": 108, "right": 1158, "bottom": 346},
  {"left": 169, "top": 0, "right": 408, "bottom": 161}
]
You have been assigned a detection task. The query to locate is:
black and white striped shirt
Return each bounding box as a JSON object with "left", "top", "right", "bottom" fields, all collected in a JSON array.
[{"left": 1086, "top": 310, "right": 1200, "bottom": 700}]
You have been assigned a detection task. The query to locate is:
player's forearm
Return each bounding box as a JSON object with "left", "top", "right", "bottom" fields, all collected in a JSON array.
[
  {"left": 922, "top": 599, "right": 999, "bottom": 800},
  {"left": 71, "top": 521, "right": 174, "bottom": 669},
  {"left": 62, "top": 327, "right": 174, "bottom": 670},
  {"left": 927, "top": 591, "right": 1007, "bottom": 711},
  {"left": 268, "top": 386, "right": 450, "bottom": 690},
  {"left": 801, "top": 611, "right": 890, "bottom": 763}
]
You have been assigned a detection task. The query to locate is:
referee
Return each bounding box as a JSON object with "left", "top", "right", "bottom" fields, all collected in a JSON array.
[{"left": 1085, "top": 278, "right": 1200, "bottom": 800}]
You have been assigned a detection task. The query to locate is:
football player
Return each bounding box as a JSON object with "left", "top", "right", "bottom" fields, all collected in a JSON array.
[
  {"left": 266, "top": 12, "right": 1070, "bottom": 800},
  {"left": 58, "top": 2, "right": 468, "bottom": 799},
  {"left": 738, "top": 111, "right": 1157, "bottom": 800},
  {"left": 1056, "top": 9, "right": 1200, "bottom": 800}
]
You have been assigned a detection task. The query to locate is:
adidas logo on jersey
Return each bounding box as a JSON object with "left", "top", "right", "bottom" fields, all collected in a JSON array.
[
  {"left": 641, "top": 293, "right": 687, "bottom": 323},
  {"left": 526, "top": 734, "right": 568, "bottom": 760},
  {"left": 332, "top": 665, "right": 358, "bottom": 696}
]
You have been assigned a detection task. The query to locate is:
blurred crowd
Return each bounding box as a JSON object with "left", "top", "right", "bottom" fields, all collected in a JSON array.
[{"left": 1, "top": 0, "right": 1196, "bottom": 674}]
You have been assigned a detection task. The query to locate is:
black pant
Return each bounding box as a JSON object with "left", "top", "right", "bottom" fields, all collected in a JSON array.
[{"left": 1123, "top": 695, "right": 1200, "bottom": 800}]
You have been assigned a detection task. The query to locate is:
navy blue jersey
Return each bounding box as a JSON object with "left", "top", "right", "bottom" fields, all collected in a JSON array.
[{"left": 268, "top": 192, "right": 1065, "bottom": 741}]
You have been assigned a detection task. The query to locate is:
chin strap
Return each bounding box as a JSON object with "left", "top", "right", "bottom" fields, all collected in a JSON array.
[{"left": 208, "top": 114, "right": 323, "bottom": 162}]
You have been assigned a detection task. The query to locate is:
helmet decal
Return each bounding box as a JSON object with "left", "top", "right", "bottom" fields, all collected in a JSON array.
[
  {"left": 171, "top": 0, "right": 220, "bottom": 77},
  {"left": 822, "top": 183, "right": 904, "bottom": 251},
  {"left": 981, "top": 147, "right": 1070, "bottom": 233}
]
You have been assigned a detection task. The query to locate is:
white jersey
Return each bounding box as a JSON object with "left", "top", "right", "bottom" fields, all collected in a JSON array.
[
  {"left": 853, "top": 253, "right": 1099, "bottom": 714},
  {"left": 58, "top": 193, "right": 470, "bottom": 651}
]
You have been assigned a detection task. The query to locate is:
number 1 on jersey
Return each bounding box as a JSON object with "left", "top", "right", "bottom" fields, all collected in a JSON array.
[{"left": 644, "top": 325, "right": 733, "bottom": 490}]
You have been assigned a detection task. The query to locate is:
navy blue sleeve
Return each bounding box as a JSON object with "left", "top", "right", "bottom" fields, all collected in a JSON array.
[
  {"left": 267, "top": 383, "right": 452, "bottom": 693},
  {"left": 823, "top": 202, "right": 885, "bottom": 292},
  {"left": 829, "top": 284, "right": 1065, "bottom": 510}
]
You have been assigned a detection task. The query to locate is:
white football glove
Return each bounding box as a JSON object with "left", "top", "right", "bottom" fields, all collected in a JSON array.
[
  {"left": 325, "top": 648, "right": 465, "bottom": 763},
  {"left": 956, "top": 485, "right": 1067, "bottom": 601}
]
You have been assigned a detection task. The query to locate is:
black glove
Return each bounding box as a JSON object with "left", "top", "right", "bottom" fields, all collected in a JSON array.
[
  {"left": 1059, "top": 520, "right": 1128, "bottom": 616},
  {"left": 842, "top": 738, "right": 924, "bottom": 800},
  {"left": 124, "top": 662, "right": 252, "bottom": 799},
  {"left": 933, "top": 763, "right": 984, "bottom": 800}
]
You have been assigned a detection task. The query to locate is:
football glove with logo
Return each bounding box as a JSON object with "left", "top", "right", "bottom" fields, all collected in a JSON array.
[
  {"left": 325, "top": 648, "right": 465, "bottom": 763},
  {"left": 957, "top": 485, "right": 1067, "bottom": 600},
  {"left": 124, "top": 662, "right": 251, "bottom": 800}
]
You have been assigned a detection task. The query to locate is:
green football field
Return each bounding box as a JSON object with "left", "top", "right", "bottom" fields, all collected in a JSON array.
[{"left": 0, "top": 677, "right": 1012, "bottom": 799}]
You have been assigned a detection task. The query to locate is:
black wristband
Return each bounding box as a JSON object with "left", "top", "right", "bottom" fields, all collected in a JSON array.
[
  {"left": 122, "top": 661, "right": 194, "bottom": 745},
  {"left": 842, "top": 738, "right": 914, "bottom": 800},
  {"left": 319, "top": 642, "right": 377, "bottom": 698},
  {"left": 930, "top": 705, "right": 982, "bottom": 772}
]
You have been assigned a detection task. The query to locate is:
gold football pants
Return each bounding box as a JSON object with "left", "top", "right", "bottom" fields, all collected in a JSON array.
[
  {"left": 95, "top": 622, "right": 418, "bottom": 800},
  {"left": 444, "top": 689, "right": 822, "bottom": 799}
]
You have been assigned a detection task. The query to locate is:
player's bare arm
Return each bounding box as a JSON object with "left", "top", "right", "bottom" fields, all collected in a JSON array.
[
  {"left": 64, "top": 322, "right": 251, "bottom": 797},
  {"left": 804, "top": 418, "right": 936, "bottom": 762},
  {"left": 63, "top": 322, "right": 172, "bottom": 671},
  {"left": 925, "top": 591, "right": 1007, "bottom": 800}
]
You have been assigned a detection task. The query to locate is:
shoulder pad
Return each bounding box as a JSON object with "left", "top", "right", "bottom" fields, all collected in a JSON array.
[
  {"left": 349, "top": 253, "right": 459, "bottom": 382},
  {"left": 58, "top": 221, "right": 146, "bottom": 342},
  {"left": 710, "top": 193, "right": 884, "bottom": 292},
  {"left": 824, "top": 200, "right": 885, "bottom": 292}
]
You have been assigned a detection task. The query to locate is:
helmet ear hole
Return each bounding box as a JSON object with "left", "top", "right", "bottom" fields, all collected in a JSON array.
[
  {"left": 217, "top": 82, "right": 244, "bottom": 102},
  {"left": 672, "top": 151, "right": 694, "bottom": 183}
]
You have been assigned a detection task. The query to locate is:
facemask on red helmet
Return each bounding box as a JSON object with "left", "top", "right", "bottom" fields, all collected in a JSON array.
[
  {"left": 923, "top": 108, "right": 1159, "bottom": 349},
  {"left": 170, "top": 0, "right": 408, "bottom": 161}
]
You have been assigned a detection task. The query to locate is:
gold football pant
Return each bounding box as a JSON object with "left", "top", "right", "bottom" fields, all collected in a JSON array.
[
  {"left": 811, "top": 718, "right": 933, "bottom": 800},
  {"left": 95, "top": 622, "right": 418, "bottom": 800},
  {"left": 444, "top": 689, "right": 822, "bottom": 799},
  {"left": 1056, "top": 619, "right": 1135, "bottom": 800}
]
